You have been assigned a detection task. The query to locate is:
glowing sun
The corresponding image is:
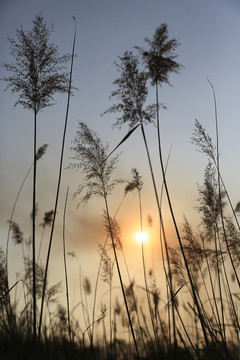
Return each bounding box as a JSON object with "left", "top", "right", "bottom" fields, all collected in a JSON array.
[{"left": 136, "top": 231, "right": 148, "bottom": 243}]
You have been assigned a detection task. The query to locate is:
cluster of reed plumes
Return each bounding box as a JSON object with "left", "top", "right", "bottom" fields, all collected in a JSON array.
[{"left": 1, "top": 14, "right": 240, "bottom": 360}]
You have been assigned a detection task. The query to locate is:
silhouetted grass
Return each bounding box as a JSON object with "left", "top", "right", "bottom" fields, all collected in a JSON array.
[{"left": 1, "top": 16, "right": 240, "bottom": 360}]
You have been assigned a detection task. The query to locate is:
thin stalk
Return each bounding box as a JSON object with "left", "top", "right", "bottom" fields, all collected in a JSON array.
[
  {"left": 91, "top": 193, "right": 126, "bottom": 345},
  {"left": 155, "top": 84, "right": 176, "bottom": 348},
  {"left": 159, "top": 144, "right": 173, "bottom": 349},
  {"left": 199, "top": 267, "right": 219, "bottom": 331},
  {"left": 140, "top": 126, "right": 169, "bottom": 300},
  {"left": 38, "top": 18, "right": 76, "bottom": 338},
  {"left": 156, "top": 308, "right": 168, "bottom": 349},
  {"left": 113, "top": 310, "right": 117, "bottom": 360},
  {"left": 138, "top": 187, "right": 160, "bottom": 353},
  {"left": 102, "top": 315, "right": 108, "bottom": 356},
  {"left": 190, "top": 279, "right": 220, "bottom": 349},
  {"left": 120, "top": 243, "right": 148, "bottom": 357},
  {"left": 91, "top": 189, "right": 146, "bottom": 354},
  {"left": 151, "top": 84, "right": 210, "bottom": 347},
  {"left": 208, "top": 78, "right": 240, "bottom": 287},
  {"left": 6, "top": 163, "right": 33, "bottom": 282},
  {"left": 140, "top": 306, "right": 152, "bottom": 350},
  {"left": 63, "top": 186, "right": 71, "bottom": 343},
  {"left": 37, "top": 227, "right": 45, "bottom": 264},
  {"left": 194, "top": 301, "right": 199, "bottom": 352},
  {"left": 217, "top": 229, "right": 240, "bottom": 334},
  {"left": 91, "top": 236, "right": 108, "bottom": 345},
  {"left": 214, "top": 226, "right": 226, "bottom": 342},
  {"left": 79, "top": 267, "right": 92, "bottom": 343},
  {"left": 174, "top": 304, "right": 199, "bottom": 359},
  {"left": 217, "top": 169, "right": 240, "bottom": 232},
  {"left": 83, "top": 277, "right": 92, "bottom": 340},
  {"left": 141, "top": 123, "right": 180, "bottom": 350},
  {"left": 210, "top": 80, "right": 240, "bottom": 343},
  {"left": 32, "top": 109, "right": 37, "bottom": 342},
  {"left": 109, "top": 280, "right": 112, "bottom": 359},
  {"left": 166, "top": 283, "right": 171, "bottom": 348},
  {"left": 201, "top": 236, "right": 223, "bottom": 337},
  {"left": 20, "top": 280, "right": 30, "bottom": 337},
  {"left": 103, "top": 194, "right": 140, "bottom": 359},
  {"left": 5, "top": 132, "right": 38, "bottom": 340}
]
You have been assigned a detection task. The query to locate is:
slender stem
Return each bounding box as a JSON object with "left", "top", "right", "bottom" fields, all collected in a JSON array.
[
  {"left": 91, "top": 236, "right": 108, "bottom": 344},
  {"left": 208, "top": 79, "right": 240, "bottom": 287},
  {"left": 153, "top": 82, "right": 210, "bottom": 348},
  {"left": 4, "top": 159, "right": 32, "bottom": 336},
  {"left": 201, "top": 236, "right": 222, "bottom": 334},
  {"left": 174, "top": 304, "right": 200, "bottom": 359},
  {"left": 141, "top": 123, "right": 176, "bottom": 349},
  {"left": 217, "top": 228, "right": 240, "bottom": 333},
  {"left": 103, "top": 194, "right": 140, "bottom": 359},
  {"left": 91, "top": 194, "right": 126, "bottom": 344},
  {"left": 6, "top": 163, "right": 33, "bottom": 283},
  {"left": 211, "top": 81, "right": 238, "bottom": 339},
  {"left": 142, "top": 124, "right": 195, "bottom": 356},
  {"left": 37, "top": 227, "right": 45, "bottom": 264},
  {"left": 80, "top": 267, "right": 92, "bottom": 342},
  {"left": 109, "top": 281, "right": 112, "bottom": 359},
  {"left": 32, "top": 109, "right": 37, "bottom": 342},
  {"left": 155, "top": 84, "right": 176, "bottom": 349},
  {"left": 6, "top": 163, "right": 33, "bottom": 338},
  {"left": 38, "top": 18, "right": 76, "bottom": 338},
  {"left": 120, "top": 242, "right": 148, "bottom": 357},
  {"left": 214, "top": 227, "right": 226, "bottom": 342},
  {"left": 63, "top": 186, "right": 71, "bottom": 343},
  {"left": 199, "top": 267, "right": 219, "bottom": 333},
  {"left": 138, "top": 188, "right": 160, "bottom": 353}
]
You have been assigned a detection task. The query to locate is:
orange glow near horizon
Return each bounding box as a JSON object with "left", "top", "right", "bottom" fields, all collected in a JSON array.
[{"left": 136, "top": 231, "right": 148, "bottom": 243}]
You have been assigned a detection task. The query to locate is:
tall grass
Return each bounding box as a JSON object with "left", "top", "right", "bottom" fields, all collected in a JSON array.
[{"left": 1, "top": 17, "right": 240, "bottom": 360}]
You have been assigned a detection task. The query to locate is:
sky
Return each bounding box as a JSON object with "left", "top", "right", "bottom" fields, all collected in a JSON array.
[{"left": 0, "top": 0, "right": 240, "bottom": 323}]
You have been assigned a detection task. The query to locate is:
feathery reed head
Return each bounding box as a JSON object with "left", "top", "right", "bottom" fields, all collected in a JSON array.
[
  {"left": 191, "top": 119, "right": 216, "bottom": 160},
  {"left": 102, "top": 51, "right": 156, "bottom": 129},
  {"left": 138, "top": 23, "right": 183, "bottom": 86},
  {"left": 40, "top": 210, "right": 54, "bottom": 228},
  {"left": 2, "top": 13, "right": 70, "bottom": 113},
  {"left": 36, "top": 144, "right": 48, "bottom": 161},
  {"left": 9, "top": 221, "right": 23, "bottom": 245},
  {"left": 69, "top": 121, "right": 122, "bottom": 205},
  {"left": 131, "top": 167, "right": 143, "bottom": 192}
]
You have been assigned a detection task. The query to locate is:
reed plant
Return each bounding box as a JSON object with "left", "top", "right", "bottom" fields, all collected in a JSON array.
[
  {"left": 38, "top": 16, "right": 77, "bottom": 339},
  {"left": 103, "top": 48, "right": 184, "bottom": 353},
  {"left": 1, "top": 16, "right": 240, "bottom": 360},
  {"left": 69, "top": 121, "right": 140, "bottom": 358},
  {"left": 2, "top": 14, "right": 71, "bottom": 341}
]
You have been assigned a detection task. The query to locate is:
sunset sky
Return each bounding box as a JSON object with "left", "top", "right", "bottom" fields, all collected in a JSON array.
[{"left": 0, "top": 0, "right": 240, "bottom": 318}]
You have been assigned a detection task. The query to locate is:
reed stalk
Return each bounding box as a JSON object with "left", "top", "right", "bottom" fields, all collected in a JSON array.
[
  {"left": 63, "top": 186, "right": 71, "bottom": 343},
  {"left": 103, "top": 194, "right": 140, "bottom": 359},
  {"left": 38, "top": 17, "right": 76, "bottom": 338}
]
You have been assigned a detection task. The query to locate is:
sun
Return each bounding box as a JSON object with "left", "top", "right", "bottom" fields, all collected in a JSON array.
[{"left": 136, "top": 231, "right": 148, "bottom": 243}]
